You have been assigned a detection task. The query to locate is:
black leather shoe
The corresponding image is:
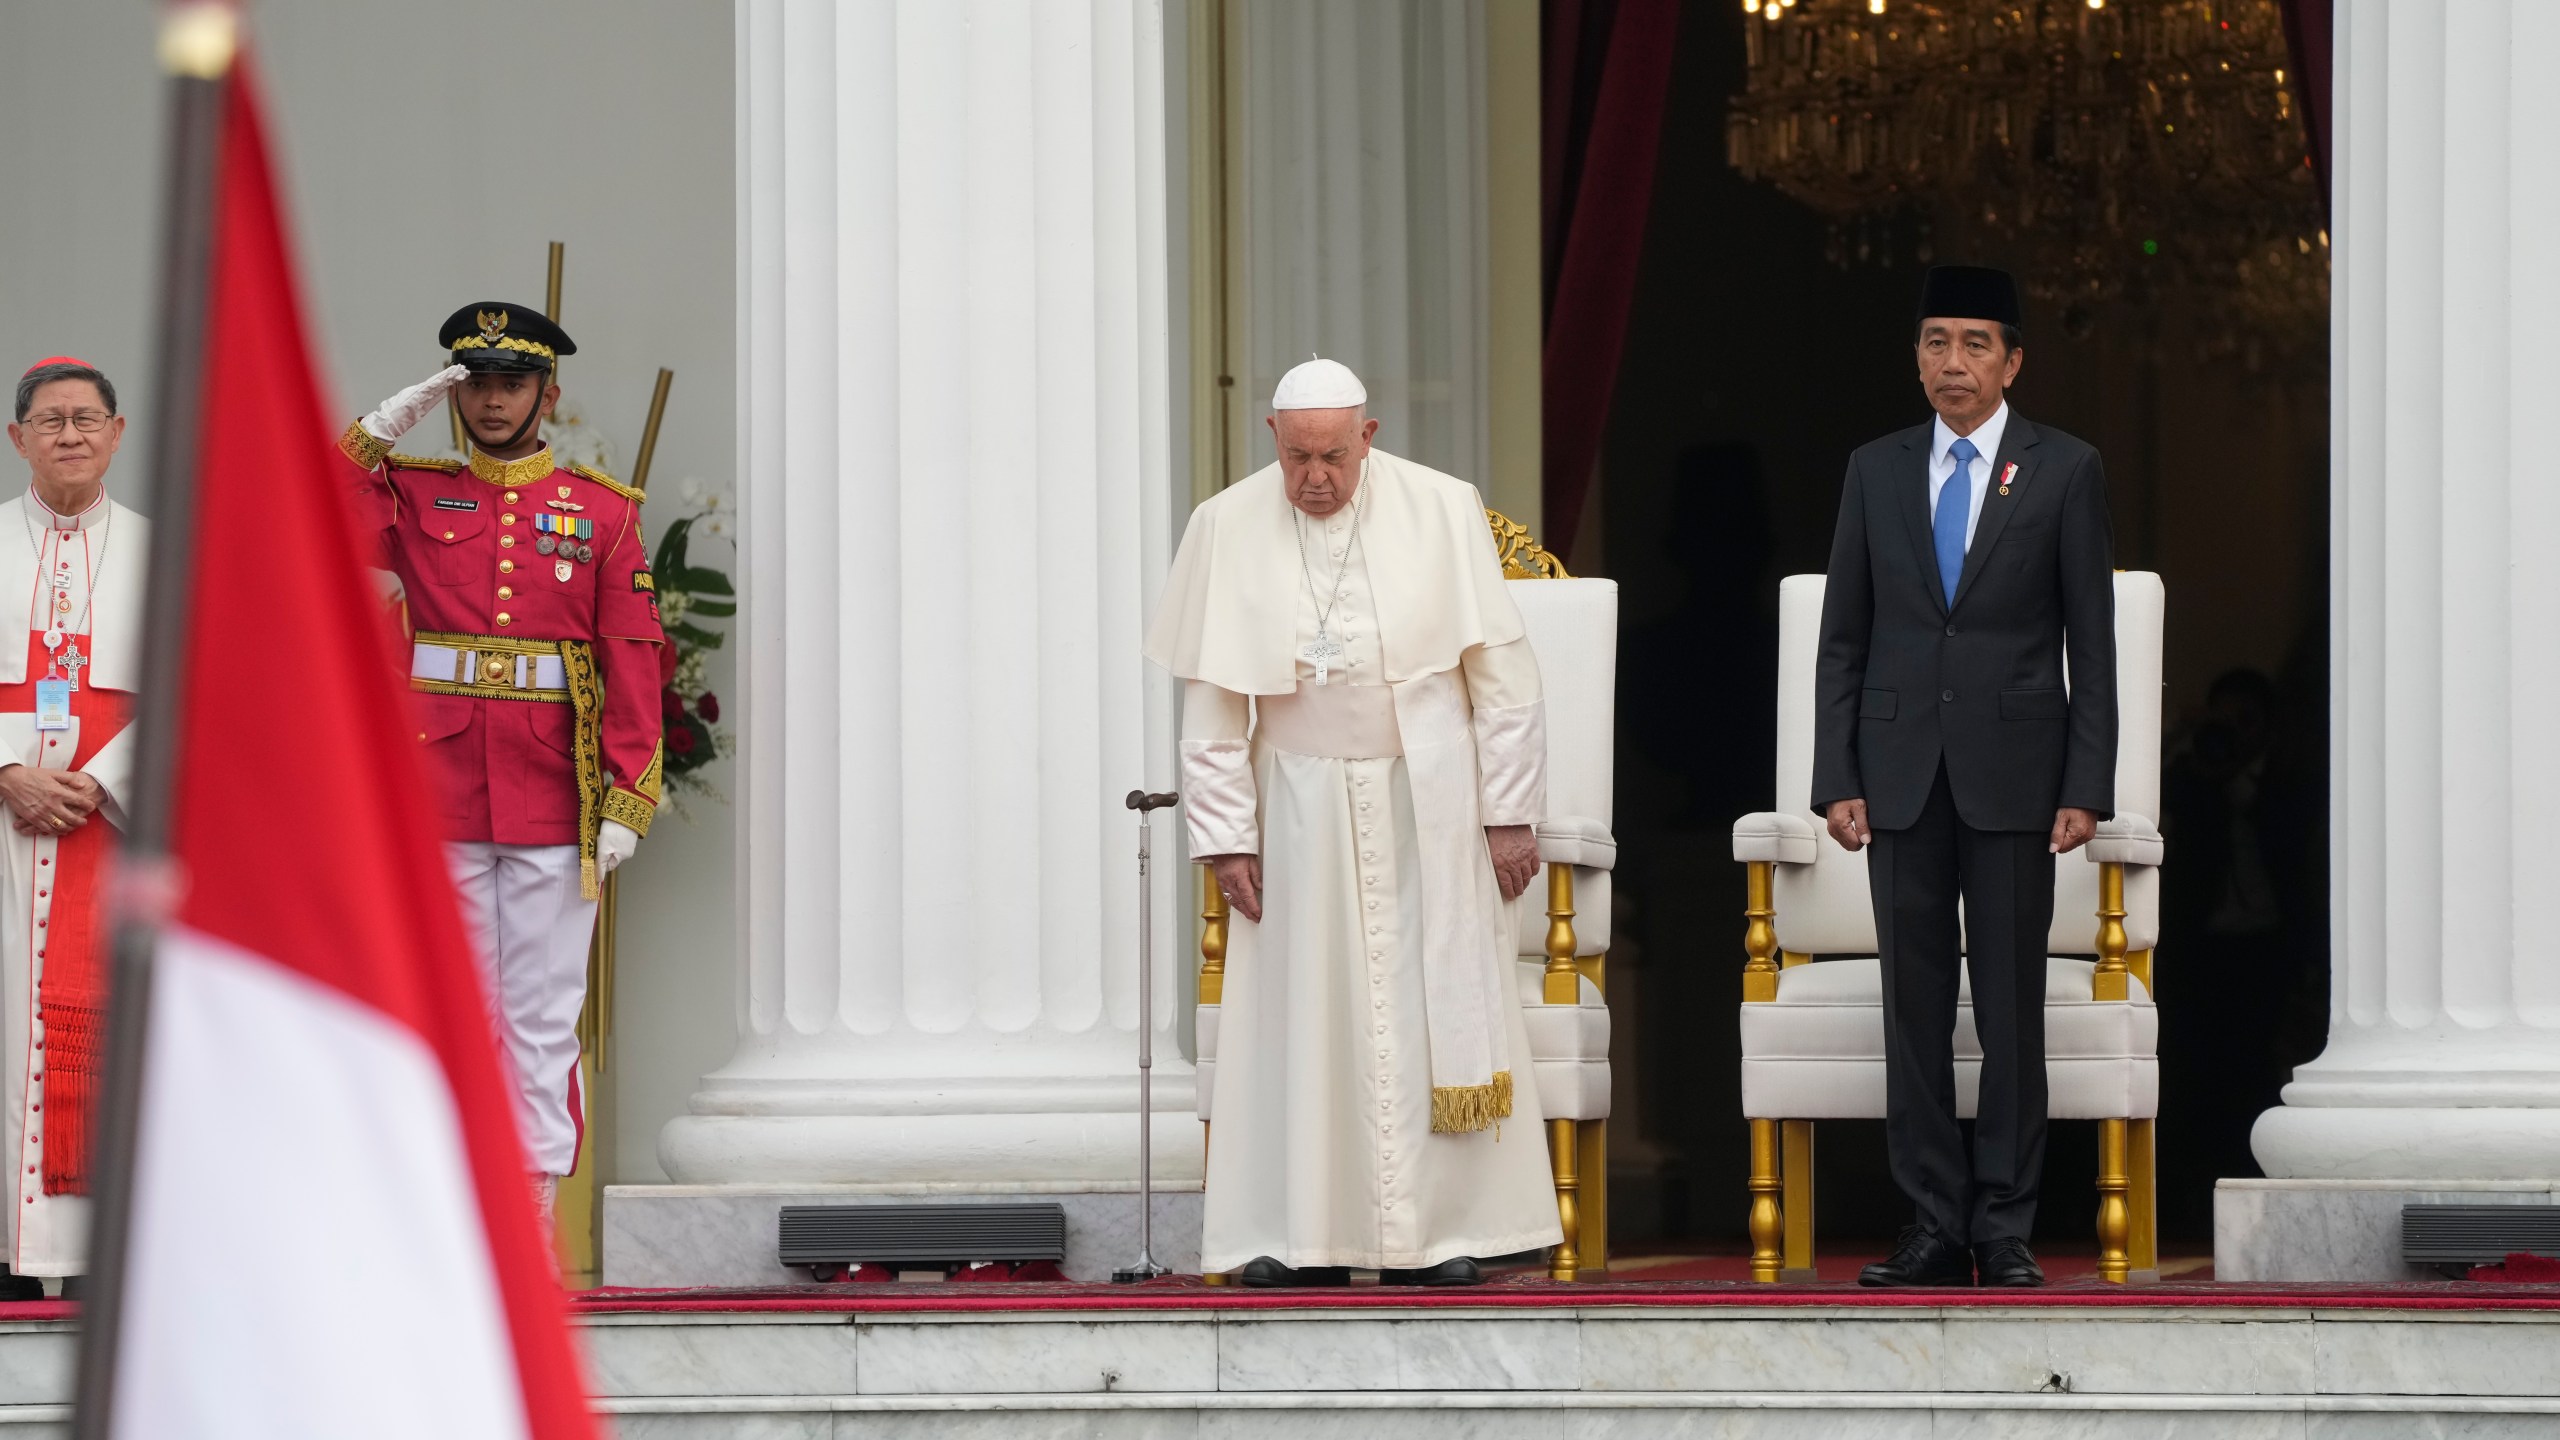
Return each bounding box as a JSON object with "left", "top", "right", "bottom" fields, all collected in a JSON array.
[
  {"left": 0, "top": 1270, "right": 41, "bottom": 1303},
  {"left": 1973, "top": 1237, "right": 2045, "bottom": 1288},
  {"left": 1858, "top": 1227, "right": 1974, "bottom": 1287},
  {"left": 1379, "top": 1256, "right": 1483, "bottom": 1287},
  {"left": 1238, "top": 1257, "right": 1350, "bottom": 1288}
]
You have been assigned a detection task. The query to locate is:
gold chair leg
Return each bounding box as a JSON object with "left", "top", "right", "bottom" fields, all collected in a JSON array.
[
  {"left": 1549, "top": 1118, "right": 1582, "bottom": 1281},
  {"left": 2096, "top": 1117, "right": 2131, "bottom": 1283},
  {"left": 1577, "top": 1117, "right": 1609, "bottom": 1279},
  {"left": 1780, "top": 1120, "right": 1816, "bottom": 1281},
  {"left": 1199, "top": 868, "right": 1228, "bottom": 1284},
  {"left": 1749, "top": 1117, "right": 1782, "bottom": 1283},
  {"left": 2129, "top": 1117, "right": 2159, "bottom": 1282}
]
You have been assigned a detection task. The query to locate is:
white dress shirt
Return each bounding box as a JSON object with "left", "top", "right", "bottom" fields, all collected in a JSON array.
[{"left": 1928, "top": 401, "right": 2010, "bottom": 552}]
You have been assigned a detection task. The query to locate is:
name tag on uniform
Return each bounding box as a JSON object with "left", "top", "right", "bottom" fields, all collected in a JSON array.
[
  {"left": 433, "top": 497, "right": 482, "bottom": 512},
  {"left": 34, "top": 680, "right": 70, "bottom": 731}
]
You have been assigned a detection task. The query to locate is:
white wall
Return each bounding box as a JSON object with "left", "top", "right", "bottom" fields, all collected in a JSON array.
[{"left": 0, "top": 2, "right": 737, "bottom": 1183}]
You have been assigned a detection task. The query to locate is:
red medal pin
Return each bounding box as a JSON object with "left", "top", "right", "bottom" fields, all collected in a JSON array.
[{"left": 1998, "top": 462, "right": 2018, "bottom": 496}]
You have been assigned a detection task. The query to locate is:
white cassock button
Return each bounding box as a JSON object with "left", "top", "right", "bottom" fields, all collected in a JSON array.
[
  {"left": 1361, "top": 827, "right": 1374, "bottom": 838},
  {"left": 1366, "top": 900, "right": 1379, "bottom": 911},
  {"left": 1368, "top": 926, "right": 1380, "bottom": 936},
  {"left": 1358, "top": 802, "right": 1372, "bottom": 812}
]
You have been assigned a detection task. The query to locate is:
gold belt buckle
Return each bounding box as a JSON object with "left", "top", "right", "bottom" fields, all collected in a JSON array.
[{"left": 479, "top": 652, "right": 514, "bottom": 688}]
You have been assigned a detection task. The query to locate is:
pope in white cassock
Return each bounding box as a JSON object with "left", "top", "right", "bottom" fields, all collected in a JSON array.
[
  {"left": 0, "top": 360, "right": 149, "bottom": 1295},
  {"left": 1146, "top": 359, "right": 1561, "bottom": 1287}
]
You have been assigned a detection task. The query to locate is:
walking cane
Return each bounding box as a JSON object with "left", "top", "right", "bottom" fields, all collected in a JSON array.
[{"left": 1113, "top": 789, "right": 1180, "bottom": 1284}]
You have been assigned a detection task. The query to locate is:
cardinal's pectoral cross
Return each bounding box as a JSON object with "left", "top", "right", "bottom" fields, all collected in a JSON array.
[
  {"left": 58, "top": 646, "right": 88, "bottom": 692},
  {"left": 1301, "top": 630, "right": 1344, "bottom": 688}
]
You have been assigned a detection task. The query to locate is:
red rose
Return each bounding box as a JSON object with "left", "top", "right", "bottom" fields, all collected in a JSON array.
[
  {"left": 696, "top": 691, "right": 720, "bottom": 723},
  {"left": 661, "top": 688, "right": 685, "bottom": 720},
  {"left": 670, "top": 724, "right": 698, "bottom": 756},
  {"left": 658, "top": 641, "right": 681, "bottom": 688}
]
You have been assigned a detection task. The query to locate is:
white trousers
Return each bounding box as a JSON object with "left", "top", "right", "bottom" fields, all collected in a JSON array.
[{"left": 444, "top": 842, "right": 594, "bottom": 1176}]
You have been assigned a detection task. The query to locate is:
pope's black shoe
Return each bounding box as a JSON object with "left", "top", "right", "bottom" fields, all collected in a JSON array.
[
  {"left": 1857, "top": 1226, "right": 1974, "bottom": 1287},
  {"left": 1238, "top": 1257, "right": 1351, "bottom": 1288},
  {"left": 1972, "top": 1237, "right": 2045, "bottom": 1288},
  {"left": 1379, "top": 1256, "right": 1484, "bottom": 1287}
]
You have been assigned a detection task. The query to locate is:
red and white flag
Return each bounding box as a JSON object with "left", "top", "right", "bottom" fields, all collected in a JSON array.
[{"left": 102, "top": 49, "right": 597, "bottom": 1440}]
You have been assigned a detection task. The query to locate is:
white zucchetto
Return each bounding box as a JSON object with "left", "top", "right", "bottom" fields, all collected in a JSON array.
[{"left": 1271, "top": 356, "right": 1367, "bottom": 411}]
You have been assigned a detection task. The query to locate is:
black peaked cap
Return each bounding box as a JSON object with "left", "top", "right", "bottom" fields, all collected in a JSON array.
[{"left": 438, "top": 302, "right": 576, "bottom": 374}]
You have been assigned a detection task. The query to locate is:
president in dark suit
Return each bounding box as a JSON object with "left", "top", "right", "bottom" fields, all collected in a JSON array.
[{"left": 1812, "top": 266, "right": 2117, "bottom": 1289}]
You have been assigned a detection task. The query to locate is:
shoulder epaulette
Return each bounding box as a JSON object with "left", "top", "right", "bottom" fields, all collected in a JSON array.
[
  {"left": 388, "top": 453, "right": 464, "bottom": 473},
  {"left": 570, "top": 462, "right": 645, "bottom": 503}
]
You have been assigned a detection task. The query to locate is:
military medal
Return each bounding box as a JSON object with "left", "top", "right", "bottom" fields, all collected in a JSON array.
[
  {"left": 536, "top": 534, "right": 558, "bottom": 556},
  {"left": 1998, "top": 461, "right": 2018, "bottom": 496},
  {"left": 575, "top": 543, "right": 594, "bottom": 565}
]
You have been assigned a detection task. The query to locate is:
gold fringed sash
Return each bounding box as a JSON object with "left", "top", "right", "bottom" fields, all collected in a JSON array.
[
  {"left": 1431, "top": 1069, "right": 1514, "bottom": 1135},
  {"left": 558, "top": 639, "right": 607, "bottom": 899}
]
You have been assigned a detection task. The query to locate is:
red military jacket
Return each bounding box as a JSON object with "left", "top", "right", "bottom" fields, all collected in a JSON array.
[{"left": 338, "top": 423, "right": 665, "bottom": 849}]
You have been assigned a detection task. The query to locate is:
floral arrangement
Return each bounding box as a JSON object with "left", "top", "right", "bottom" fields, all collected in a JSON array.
[{"left": 651, "top": 479, "right": 737, "bottom": 805}]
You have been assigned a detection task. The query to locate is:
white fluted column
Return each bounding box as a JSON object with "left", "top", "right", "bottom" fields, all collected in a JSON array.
[
  {"left": 660, "top": 0, "right": 1192, "bottom": 1187},
  {"left": 2250, "top": 0, "right": 2560, "bottom": 1180}
]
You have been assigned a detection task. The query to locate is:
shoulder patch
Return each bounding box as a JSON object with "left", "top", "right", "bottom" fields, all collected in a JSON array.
[
  {"left": 570, "top": 462, "right": 645, "bottom": 503},
  {"left": 389, "top": 453, "right": 465, "bottom": 473},
  {"left": 632, "top": 570, "right": 655, "bottom": 593}
]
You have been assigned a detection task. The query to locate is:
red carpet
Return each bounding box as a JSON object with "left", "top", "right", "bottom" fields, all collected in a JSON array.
[{"left": 568, "top": 1272, "right": 2560, "bottom": 1315}]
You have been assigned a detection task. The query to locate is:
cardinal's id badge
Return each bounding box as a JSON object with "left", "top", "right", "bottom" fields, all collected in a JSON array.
[{"left": 34, "top": 680, "right": 70, "bottom": 732}]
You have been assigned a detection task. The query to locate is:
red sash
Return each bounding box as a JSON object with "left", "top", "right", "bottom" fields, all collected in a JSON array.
[{"left": 0, "top": 631, "right": 131, "bottom": 1193}]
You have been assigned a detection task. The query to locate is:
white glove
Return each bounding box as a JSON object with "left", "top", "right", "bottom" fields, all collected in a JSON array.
[
  {"left": 597, "top": 819, "right": 640, "bottom": 876},
  {"left": 367, "top": 567, "right": 406, "bottom": 606},
  {"left": 359, "top": 364, "right": 470, "bottom": 444}
]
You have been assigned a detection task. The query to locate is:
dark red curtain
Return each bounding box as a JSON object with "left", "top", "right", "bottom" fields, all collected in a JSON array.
[
  {"left": 1541, "top": 0, "right": 1681, "bottom": 562},
  {"left": 2278, "top": 0, "right": 2335, "bottom": 215}
]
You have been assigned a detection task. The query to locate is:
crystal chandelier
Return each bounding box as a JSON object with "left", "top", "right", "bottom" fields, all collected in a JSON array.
[{"left": 1725, "top": 0, "right": 2326, "bottom": 343}]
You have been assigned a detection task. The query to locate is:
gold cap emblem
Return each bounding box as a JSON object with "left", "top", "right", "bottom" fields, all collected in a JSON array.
[{"left": 477, "top": 308, "right": 510, "bottom": 343}]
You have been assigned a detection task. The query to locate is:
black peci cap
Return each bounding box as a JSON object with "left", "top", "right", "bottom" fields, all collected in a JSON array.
[
  {"left": 438, "top": 302, "right": 576, "bottom": 375},
  {"left": 1915, "top": 265, "right": 2023, "bottom": 332}
]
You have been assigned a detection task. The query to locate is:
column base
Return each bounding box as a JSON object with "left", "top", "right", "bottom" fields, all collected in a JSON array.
[
  {"left": 603, "top": 1183, "right": 1205, "bottom": 1287},
  {"left": 2252, "top": 1103, "right": 2560, "bottom": 1179},
  {"left": 2214, "top": 1178, "right": 2560, "bottom": 1281}
]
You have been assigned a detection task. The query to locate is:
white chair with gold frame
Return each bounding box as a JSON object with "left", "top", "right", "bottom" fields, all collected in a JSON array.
[
  {"left": 1730, "top": 571, "right": 2165, "bottom": 1284},
  {"left": 1193, "top": 511, "right": 1618, "bottom": 1283}
]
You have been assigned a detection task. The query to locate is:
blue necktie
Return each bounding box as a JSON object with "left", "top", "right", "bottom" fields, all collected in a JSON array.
[{"left": 1936, "top": 437, "right": 1977, "bottom": 608}]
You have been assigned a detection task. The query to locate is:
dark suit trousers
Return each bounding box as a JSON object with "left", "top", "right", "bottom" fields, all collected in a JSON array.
[{"left": 1866, "top": 765, "right": 2054, "bottom": 1244}]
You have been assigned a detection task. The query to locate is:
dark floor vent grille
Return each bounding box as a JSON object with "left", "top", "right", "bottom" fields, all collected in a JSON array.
[
  {"left": 2401, "top": 1204, "right": 2560, "bottom": 1266},
  {"left": 778, "top": 1203, "right": 1068, "bottom": 1269}
]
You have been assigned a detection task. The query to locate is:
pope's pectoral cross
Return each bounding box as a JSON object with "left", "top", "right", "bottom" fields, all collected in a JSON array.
[{"left": 1302, "top": 631, "right": 1344, "bottom": 688}]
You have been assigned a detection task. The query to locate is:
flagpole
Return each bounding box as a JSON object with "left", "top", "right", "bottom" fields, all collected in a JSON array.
[{"left": 70, "top": 7, "right": 236, "bottom": 1437}]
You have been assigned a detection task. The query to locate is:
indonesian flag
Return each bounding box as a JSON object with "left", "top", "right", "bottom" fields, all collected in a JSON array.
[{"left": 101, "top": 51, "right": 597, "bottom": 1440}]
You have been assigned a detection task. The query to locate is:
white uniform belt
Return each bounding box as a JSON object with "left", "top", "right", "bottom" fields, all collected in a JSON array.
[
  {"left": 1255, "top": 681, "right": 1403, "bottom": 759},
  {"left": 412, "top": 640, "right": 568, "bottom": 694}
]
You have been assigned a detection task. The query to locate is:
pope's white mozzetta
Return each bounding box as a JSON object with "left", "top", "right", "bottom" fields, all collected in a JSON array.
[{"left": 1147, "top": 415, "right": 1562, "bottom": 1277}]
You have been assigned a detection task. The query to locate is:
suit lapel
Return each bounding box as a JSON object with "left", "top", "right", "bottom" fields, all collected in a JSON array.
[
  {"left": 1948, "top": 415, "right": 2040, "bottom": 615},
  {"left": 1892, "top": 426, "right": 1946, "bottom": 616}
]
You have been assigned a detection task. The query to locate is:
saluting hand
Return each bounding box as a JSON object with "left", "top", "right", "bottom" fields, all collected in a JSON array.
[{"left": 359, "top": 364, "right": 471, "bottom": 446}]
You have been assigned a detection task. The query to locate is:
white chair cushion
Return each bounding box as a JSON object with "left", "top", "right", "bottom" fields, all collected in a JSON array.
[
  {"left": 1738, "top": 958, "right": 2158, "bottom": 1121},
  {"left": 1517, "top": 963, "right": 1610, "bottom": 1121},
  {"left": 1510, "top": 579, "right": 1617, "bottom": 828},
  {"left": 1537, "top": 815, "right": 1617, "bottom": 869}
]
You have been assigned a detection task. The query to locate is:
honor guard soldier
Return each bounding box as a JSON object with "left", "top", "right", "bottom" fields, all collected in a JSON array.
[{"left": 337, "top": 303, "right": 666, "bottom": 1216}]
